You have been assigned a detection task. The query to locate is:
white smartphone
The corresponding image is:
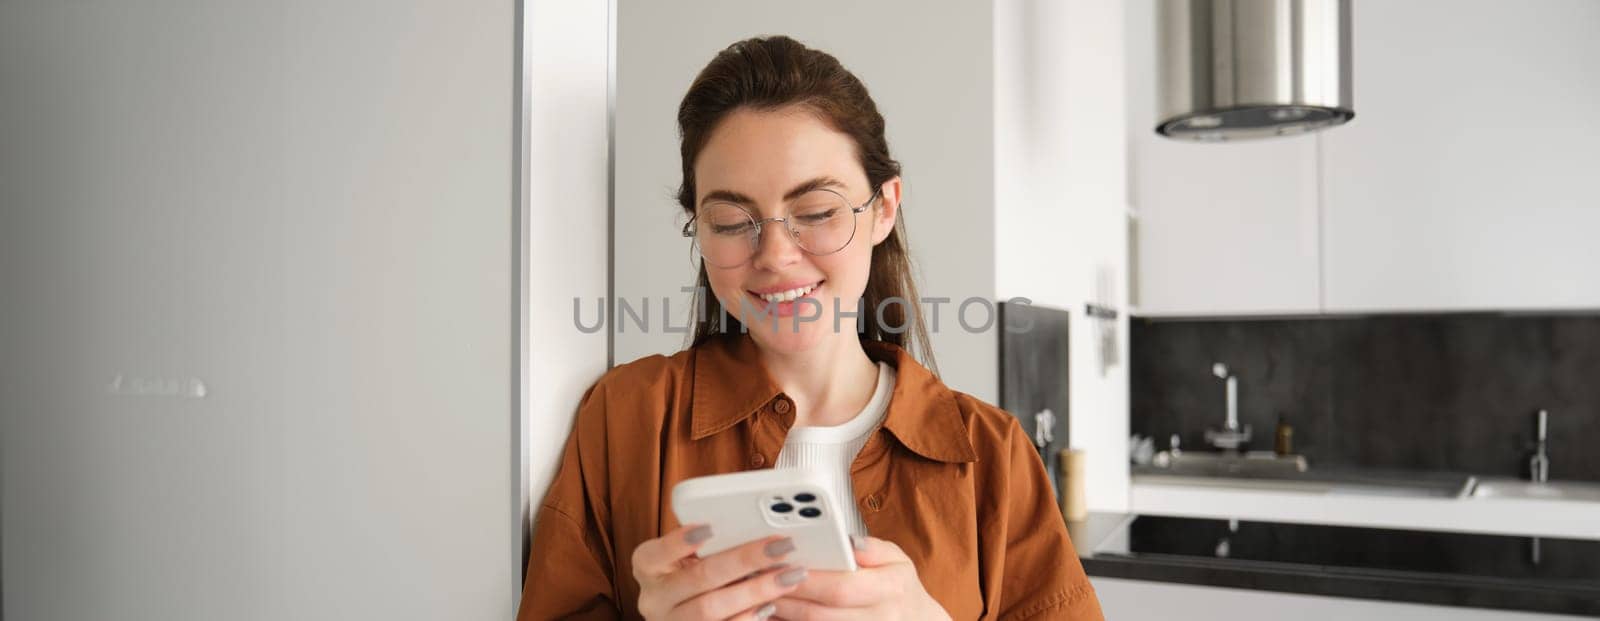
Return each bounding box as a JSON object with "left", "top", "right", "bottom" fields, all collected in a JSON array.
[{"left": 670, "top": 467, "right": 858, "bottom": 572}]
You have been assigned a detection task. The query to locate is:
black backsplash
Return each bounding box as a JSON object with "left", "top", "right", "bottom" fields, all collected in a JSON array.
[{"left": 1130, "top": 314, "right": 1600, "bottom": 481}]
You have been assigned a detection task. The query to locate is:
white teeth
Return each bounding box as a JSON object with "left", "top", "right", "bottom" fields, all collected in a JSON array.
[{"left": 759, "top": 283, "right": 817, "bottom": 303}]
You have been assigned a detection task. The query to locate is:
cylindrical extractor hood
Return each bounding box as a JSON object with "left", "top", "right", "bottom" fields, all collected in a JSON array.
[{"left": 1157, "top": 0, "right": 1353, "bottom": 141}]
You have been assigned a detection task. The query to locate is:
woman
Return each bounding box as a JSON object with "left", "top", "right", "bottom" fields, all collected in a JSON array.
[{"left": 520, "top": 36, "right": 1103, "bottom": 620}]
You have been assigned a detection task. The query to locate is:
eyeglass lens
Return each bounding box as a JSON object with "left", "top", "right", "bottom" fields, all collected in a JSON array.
[{"left": 693, "top": 190, "right": 860, "bottom": 267}]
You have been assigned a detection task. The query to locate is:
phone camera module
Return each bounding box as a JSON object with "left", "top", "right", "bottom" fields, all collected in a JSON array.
[{"left": 798, "top": 507, "right": 822, "bottom": 518}]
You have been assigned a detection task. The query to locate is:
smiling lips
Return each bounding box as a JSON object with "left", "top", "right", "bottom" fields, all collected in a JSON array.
[
  {"left": 751, "top": 281, "right": 820, "bottom": 304},
  {"left": 743, "top": 280, "right": 825, "bottom": 318}
]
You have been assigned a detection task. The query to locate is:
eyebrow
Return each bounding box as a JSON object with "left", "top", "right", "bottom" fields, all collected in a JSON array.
[{"left": 699, "top": 176, "right": 849, "bottom": 207}]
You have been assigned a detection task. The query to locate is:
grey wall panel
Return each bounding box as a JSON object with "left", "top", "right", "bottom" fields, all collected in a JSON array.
[{"left": 0, "top": 1, "right": 519, "bottom": 619}]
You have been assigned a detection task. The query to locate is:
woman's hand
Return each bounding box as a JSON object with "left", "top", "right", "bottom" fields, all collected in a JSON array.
[
  {"left": 770, "top": 536, "right": 950, "bottom": 620},
  {"left": 634, "top": 523, "right": 810, "bottom": 620}
]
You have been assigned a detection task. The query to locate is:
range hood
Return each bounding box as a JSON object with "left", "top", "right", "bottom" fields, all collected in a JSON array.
[{"left": 1157, "top": 0, "right": 1353, "bottom": 141}]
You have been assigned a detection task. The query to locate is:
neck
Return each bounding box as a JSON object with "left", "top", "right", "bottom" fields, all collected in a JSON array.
[{"left": 758, "top": 332, "right": 880, "bottom": 428}]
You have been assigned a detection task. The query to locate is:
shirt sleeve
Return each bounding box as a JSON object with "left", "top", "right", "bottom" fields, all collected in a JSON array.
[
  {"left": 994, "top": 419, "right": 1105, "bottom": 621},
  {"left": 516, "top": 382, "right": 623, "bottom": 620}
]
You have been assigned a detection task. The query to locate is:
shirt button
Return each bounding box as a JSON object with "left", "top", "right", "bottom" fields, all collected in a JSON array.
[
  {"left": 773, "top": 399, "right": 791, "bottom": 414},
  {"left": 750, "top": 453, "right": 765, "bottom": 467}
]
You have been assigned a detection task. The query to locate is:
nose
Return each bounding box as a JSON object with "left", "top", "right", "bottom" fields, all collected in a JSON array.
[{"left": 750, "top": 220, "right": 802, "bottom": 271}]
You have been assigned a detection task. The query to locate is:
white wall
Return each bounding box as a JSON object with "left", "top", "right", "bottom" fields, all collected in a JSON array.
[
  {"left": 994, "top": 0, "right": 1131, "bottom": 511},
  {"left": 525, "top": 0, "right": 612, "bottom": 533},
  {"left": 1319, "top": 0, "right": 1600, "bottom": 313},
  {"left": 1, "top": 1, "right": 519, "bottom": 618},
  {"left": 613, "top": 0, "right": 999, "bottom": 401}
]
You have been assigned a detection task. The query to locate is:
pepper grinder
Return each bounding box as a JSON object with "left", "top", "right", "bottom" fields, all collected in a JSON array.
[{"left": 1275, "top": 413, "right": 1294, "bottom": 457}]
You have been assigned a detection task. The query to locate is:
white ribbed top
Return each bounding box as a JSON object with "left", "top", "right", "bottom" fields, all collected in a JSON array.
[{"left": 774, "top": 361, "right": 895, "bottom": 538}]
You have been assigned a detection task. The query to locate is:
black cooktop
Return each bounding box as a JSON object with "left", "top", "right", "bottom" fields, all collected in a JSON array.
[
  {"left": 1111, "top": 515, "right": 1600, "bottom": 582},
  {"left": 1082, "top": 515, "right": 1600, "bottom": 615}
]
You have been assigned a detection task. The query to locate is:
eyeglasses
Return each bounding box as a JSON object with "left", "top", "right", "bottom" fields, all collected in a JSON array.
[{"left": 682, "top": 188, "right": 881, "bottom": 268}]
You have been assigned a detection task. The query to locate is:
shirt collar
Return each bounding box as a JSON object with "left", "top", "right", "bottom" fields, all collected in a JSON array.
[{"left": 689, "top": 333, "right": 978, "bottom": 464}]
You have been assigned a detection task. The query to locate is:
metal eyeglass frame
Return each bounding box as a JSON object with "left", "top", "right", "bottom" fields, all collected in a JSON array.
[{"left": 681, "top": 188, "right": 882, "bottom": 260}]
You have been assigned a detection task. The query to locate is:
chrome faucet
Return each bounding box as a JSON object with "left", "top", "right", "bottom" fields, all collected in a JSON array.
[
  {"left": 1530, "top": 409, "right": 1549, "bottom": 483},
  {"left": 1204, "top": 363, "right": 1252, "bottom": 450}
]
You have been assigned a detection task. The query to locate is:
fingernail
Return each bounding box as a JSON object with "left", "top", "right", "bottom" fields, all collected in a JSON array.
[
  {"left": 755, "top": 602, "right": 777, "bottom": 619},
  {"left": 764, "top": 537, "right": 795, "bottom": 558},
  {"left": 685, "top": 525, "right": 713, "bottom": 545},
  {"left": 850, "top": 534, "right": 866, "bottom": 550},
  {"left": 777, "top": 567, "right": 807, "bottom": 586}
]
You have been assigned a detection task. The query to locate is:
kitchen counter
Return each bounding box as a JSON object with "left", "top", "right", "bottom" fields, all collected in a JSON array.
[
  {"left": 1131, "top": 473, "right": 1600, "bottom": 539},
  {"left": 1069, "top": 512, "right": 1600, "bottom": 617}
]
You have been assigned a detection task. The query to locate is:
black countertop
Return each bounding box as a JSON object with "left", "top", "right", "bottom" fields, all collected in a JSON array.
[{"left": 1069, "top": 513, "right": 1600, "bottom": 616}]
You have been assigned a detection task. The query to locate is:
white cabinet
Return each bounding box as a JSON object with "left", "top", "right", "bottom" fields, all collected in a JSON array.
[
  {"left": 1129, "top": 136, "right": 1323, "bottom": 317},
  {"left": 1320, "top": 0, "right": 1600, "bottom": 313},
  {"left": 1128, "top": 0, "right": 1600, "bottom": 317},
  {"left": 1126, "top": 0, "right": 1322, "bottom": 317}
]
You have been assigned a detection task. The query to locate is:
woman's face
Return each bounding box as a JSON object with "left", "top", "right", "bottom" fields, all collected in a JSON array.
[{"left": 692, "top": 106, "right": 899, "bottom": 355}]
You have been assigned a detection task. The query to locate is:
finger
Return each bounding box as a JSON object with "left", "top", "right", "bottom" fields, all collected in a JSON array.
[
  {"left": 770, "top": 596, "right": 854, "bottom": 621},
  {"left": 849, "top": 535, "right": 911, "bottom": 568},
  {"left": 784, "top": 567, "right": 887, "bottom": 608},
  {"left": 849, "top": 535, "right": 908, "bottom": 568},
  {"left": 633, "top": 523, "right": 715, "bottom": 582},
  {"left": 673, "top": 564, "right": 806, "bottom": 620},
  {"left": 660, "top": 535, "right": 797, "bottom": 607},
  {"left": 732, "top": 600, "right": 779, "bottom": 621}
]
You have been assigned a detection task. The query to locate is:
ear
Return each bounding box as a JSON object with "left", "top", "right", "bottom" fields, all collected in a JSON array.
[{"left": 868, "top": 176, "right": 902, "bottom": 246}]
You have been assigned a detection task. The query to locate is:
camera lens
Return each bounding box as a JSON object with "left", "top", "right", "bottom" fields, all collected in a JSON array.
[
  {"left": 793, "top": 493, "right": 816, "bottom": 502},
  {"left": 770, "top": 503, "right": 794, "bottom": 513},
  {"left": 798, "top": 507, "right": 822, "bottom": 518}
]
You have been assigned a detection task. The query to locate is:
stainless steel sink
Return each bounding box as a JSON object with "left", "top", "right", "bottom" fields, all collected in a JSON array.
[
  {"left": 1150, "top": 450, "right": 1307, "bottom": 477},
  {"left": 1135, "top": 452, "right": 1600, "bottom": 503},
  {"left": 1136, "top": 452, "right": 1477, "bottom": 498},
  {"left": 1469, "top": 479, "right": 1600, "bottom": 502}
]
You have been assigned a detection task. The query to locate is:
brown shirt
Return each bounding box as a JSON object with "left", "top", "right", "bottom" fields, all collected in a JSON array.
[{"left": 518, "top": 334, "right": 1103, "bottom": 620}]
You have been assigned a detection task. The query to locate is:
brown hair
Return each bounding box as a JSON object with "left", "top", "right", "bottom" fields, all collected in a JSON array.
[{"left": 677, "top": 35, "right": 937, "bottom": 375}]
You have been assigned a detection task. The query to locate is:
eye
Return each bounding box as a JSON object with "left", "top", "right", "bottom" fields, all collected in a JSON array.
[
  {"left": 794, "top": 208, "right": 838, "bottom": 225},
  {"left": 710, "top": 222, "right": 753, "bottom": 235},
  {"left": 700, "top": 203, "right": 755, "bottom": 236},
  {"left": 790, "top": 189, "right": 848, "bottom": 226}
]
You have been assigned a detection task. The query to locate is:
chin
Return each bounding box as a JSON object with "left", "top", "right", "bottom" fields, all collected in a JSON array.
[{"left": 745, "top": 318, "right": 832, "bottom": 355}]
